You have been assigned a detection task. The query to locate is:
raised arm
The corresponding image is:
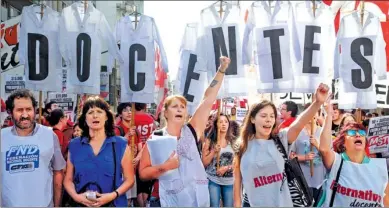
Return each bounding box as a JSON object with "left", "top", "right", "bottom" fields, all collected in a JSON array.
[
  {"left": 287, "top": 83, "right": 329, "bottom": 144},
  {"left": 319, "top": 101, "right": 336, "bottom": 170},
  {"left": 189, "top": 57, "right": 230, "bottom": 137}
]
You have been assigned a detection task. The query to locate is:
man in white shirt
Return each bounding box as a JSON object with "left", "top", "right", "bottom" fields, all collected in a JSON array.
[{"left": 1, "top": 89, "right": 66, "bottom": 207}]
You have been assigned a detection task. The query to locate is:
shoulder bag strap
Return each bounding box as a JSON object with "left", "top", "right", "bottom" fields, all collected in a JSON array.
[
  {"left": 186, "top": 123, "right": 197, "bottom": 139},
  {"left": 329, "top": 158, "right": 344, "bottom": 207},
  {"left": 153, "top": 129, "right": 164, "bottom": 136},
  {"left": 273, "top": 137, "right": 288, "bottom": 161},
  {"left": 187, "top": 123, "right": 201, "bottom": 155},
  {"left": 111, "top": 142, "right": 117, "bottom": 191}
]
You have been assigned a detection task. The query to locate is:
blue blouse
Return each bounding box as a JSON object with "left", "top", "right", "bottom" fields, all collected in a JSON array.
[{"left": 69, "top": 136, "right": 127, "bottom": 206}]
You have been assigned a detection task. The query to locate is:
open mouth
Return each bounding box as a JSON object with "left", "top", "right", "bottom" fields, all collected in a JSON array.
[
  {"left": 175, "top": 115, "right": 183, "bottom": 119},
  {"left": 263, "top": 125, "right": 272, "bottom": 130},
  {"left": 92, "top": 121, "right": 100, "bottom": 124},
  {"left": 354, "top": 139, "right": 363, "bottom": 145}
]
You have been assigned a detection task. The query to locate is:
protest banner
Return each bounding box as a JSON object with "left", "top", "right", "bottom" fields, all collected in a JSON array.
[
  {"left": 47, "top": 93, "right": 77, "bottom": 121},
  {"left": 368, "top": 115, "right": 389, "bottom": 153}
]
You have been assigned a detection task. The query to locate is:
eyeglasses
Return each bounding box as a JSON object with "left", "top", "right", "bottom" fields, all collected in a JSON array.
[{"left": 346, "top": 129, "right": 366, "bottom": 137}]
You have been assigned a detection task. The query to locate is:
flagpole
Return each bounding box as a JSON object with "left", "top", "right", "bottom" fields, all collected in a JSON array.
[
  {"left": 310, "top": 0, "right": 316, "bottom": 177},
  {"left": 216, "top": 0, "right": 225, "bottom": 171},
  {"left": 130, "top": 5, "right": 140, "bottom": 161}
]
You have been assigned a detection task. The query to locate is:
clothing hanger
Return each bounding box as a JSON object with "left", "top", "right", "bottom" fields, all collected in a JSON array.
[
  {"left": 212, "top": 0, "right": 228, "bottom": 7},
  {"left": 268, "top": 1, "right": 275, "bottom": 8},
  {"left": 129, "top": 5, "right": 141, "bottom": 28},
  {"left": 33, "top": 0, "right": 47, "bottom": 8},
  {"left": 129, "top": 10, "right": 142, "bottom": 17},
  {"left": 312, "top": 0, "right": 317, "bottom": 17},
  {"left": 33, "top": 0, "right": 46, "bottom": 18},
  {"left": 359, "top": 0, "right": 366, "bottom": 26},
  {"left": 212, "top": 0, "right": 228, "bottom": 17},
  {"left": 79, "top": 0, "right": 88, "bottom": 10},
  {"left": 294, "top": 0, "right": 321, "bottom": 9}
]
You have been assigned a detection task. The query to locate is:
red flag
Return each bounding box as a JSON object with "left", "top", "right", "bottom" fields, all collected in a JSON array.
[
  {"left": 239, "top": 98, "right": 248, "bottom": 109},
  {"left": 211, "top": 100, "right": 221, "bottom": 111},
  {"left": 154, "top": 45, "right": 168, "bottom": 117}
]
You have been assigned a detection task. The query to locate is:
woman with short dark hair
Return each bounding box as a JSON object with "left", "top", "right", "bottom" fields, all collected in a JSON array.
[{"left": 63, "top": 96, "right": 134, "bottom": 207}]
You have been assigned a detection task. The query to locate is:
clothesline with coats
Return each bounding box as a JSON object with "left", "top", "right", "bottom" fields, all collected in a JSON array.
[{"left": 17, "top": 0, "right": 388, "bottom": 119}]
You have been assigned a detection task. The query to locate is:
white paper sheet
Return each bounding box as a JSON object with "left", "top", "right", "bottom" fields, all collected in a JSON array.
[{"left": 147, "top": 135, "right": 180, "bottom": 180}]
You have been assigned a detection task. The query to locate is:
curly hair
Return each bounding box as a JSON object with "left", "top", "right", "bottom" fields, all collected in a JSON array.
[
  {"left": 78, "top": 96, "right": 115, "bottom": 139},
  {"left": 5, "top": 89, "right": 37, "bottom": 113}
]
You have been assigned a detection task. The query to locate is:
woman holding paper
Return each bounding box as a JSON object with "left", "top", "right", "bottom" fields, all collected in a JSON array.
[
  {"left": 138, "top": 57, "right": 231, "bottom": 207},
  {"left": 202, "top": 114, "right": 237, "bottom": 207},
  {"left": 317, "top": 100, "right": 389, "bottom": 207},
  {"left": 233, "top": 84, "right": 329, "bottom": 207}
]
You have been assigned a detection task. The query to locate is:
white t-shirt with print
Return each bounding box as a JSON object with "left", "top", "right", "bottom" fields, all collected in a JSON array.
[
  {"left": 322, "top": 153, "right": 388, "bottom": 207},
  {"left": 240, "top": 130, "right": 293, "bottom": 206}
]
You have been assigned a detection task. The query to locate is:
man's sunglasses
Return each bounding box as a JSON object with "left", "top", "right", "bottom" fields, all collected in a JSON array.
[{"left": 346, "top": 129, "right": 366, "bottom": 137}]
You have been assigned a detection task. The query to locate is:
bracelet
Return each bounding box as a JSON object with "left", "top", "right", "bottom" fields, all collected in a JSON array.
[
  {"left": 218, "top": 70, "right": 226, "bottom": 74},
  {"left": 114, "top": 190, "right": 119, "bottom": 199}
]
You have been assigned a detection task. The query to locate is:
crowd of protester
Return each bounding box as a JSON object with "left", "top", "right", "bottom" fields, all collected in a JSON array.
[{"left": 2, "top": 57, "right": 389, "bottom": 207}]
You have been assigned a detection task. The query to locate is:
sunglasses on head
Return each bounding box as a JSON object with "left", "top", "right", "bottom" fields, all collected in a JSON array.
[{"left": 346, "top": 129, "right": 366, "bottom": 137}]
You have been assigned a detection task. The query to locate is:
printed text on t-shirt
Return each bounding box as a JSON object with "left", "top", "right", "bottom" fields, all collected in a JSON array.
[
  {"left": 253, "top": 172, "right": 283, "bottom": 188},
  {"left": 330, "top": 180, "right": 382, "bottom": 206}
]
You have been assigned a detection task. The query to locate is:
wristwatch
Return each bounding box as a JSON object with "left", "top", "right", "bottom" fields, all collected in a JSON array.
[{"left": 114, "top": 190, "right": 119, "bottom": 199}]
